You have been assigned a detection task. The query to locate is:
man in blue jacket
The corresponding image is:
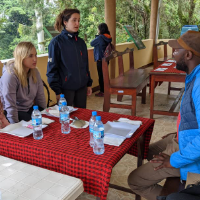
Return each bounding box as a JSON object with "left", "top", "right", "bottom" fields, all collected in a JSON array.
[{"left": 128, "top": 30, "right": 200, "bottom": 200}]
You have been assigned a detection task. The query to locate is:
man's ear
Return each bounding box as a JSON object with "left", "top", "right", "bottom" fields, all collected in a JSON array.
[{"left": 186, "top": 51, "right": 193, "bottom": 60}]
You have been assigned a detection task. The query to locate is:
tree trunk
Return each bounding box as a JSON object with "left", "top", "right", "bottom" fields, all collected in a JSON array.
[{"left": 35, "top": 9, "right": 45, "bottom": 53}]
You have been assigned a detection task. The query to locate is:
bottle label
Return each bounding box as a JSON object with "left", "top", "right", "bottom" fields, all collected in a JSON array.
[
  {"left": 59, "top": 105, "right": 62, "bottom": 111},
  {"left": 93, "top": 130, "right": 104, "bottom": 139},
  {"left": 60, "top": 113, "right": 69, "bottom": 121},
  {"left": 32, "top": 118, "right": 42, "bottom": 126},
  {"left": 89, "top": 125, "right": 93, "bottom": 133}
]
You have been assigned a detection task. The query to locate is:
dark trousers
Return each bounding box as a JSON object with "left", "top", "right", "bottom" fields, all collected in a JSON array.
[
  {"left": 62, "top": 86, "right": 87, "bottom": 108},
  {"left": 4, "top": 106, "right": 44, "bottom": 122},
  {"left": 97, "top": 60, "right": 104, "bottom": 93}
]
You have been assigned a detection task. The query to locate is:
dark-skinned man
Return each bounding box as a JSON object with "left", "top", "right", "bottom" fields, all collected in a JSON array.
[{"left": 128, "top": 30, "right": 200, "bottom": 200}]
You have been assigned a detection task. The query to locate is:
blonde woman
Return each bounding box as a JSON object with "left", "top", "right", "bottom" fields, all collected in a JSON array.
[
  {"left": 0, "top": 42, "right": 46, "bottom": 123},
  {"left": 0, "top": 98, "right": 9, "bottom": 129}
]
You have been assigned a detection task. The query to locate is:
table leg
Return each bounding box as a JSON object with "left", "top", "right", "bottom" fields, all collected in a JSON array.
[
  {"left": 141, "top": 86, "right": 146, "bottom": 104},
  {"left": 150, "top": 75, "right": 155, "bottom": 119},
  {"left": 137, "top": 135, "right": 144, "bottom": 167}
]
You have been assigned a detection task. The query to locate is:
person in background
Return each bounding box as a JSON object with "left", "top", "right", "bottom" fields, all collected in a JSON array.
[
  {"left": 0, "top": 42, "right": 46, "bottom": 123},
  {"left": 47, "top": 8, "right": 93, "bottom": 108},
  {"left": 128, "top": 31, "right": 200, "bottom": 200},
  {"left": 90, "top": 23, "right": 112, "bottom": 97},
  {"left": 0, "top": 98, "right": 9, "bottom": 129}
]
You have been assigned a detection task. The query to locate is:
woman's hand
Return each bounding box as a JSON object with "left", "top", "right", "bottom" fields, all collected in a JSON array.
[{"left": 87, "top": 87, "right": 92, "bottom": 96}]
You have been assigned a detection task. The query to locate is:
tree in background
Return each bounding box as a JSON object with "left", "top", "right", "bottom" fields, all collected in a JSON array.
[{"left": 0, "top": 0, "right": 200, "bottom": 60}]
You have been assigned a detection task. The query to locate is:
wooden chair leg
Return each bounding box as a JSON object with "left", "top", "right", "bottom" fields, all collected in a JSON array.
[
  {"left": 168, "top": 82, "right": 171, "bottom": 95},
  {"left": 131, "top": 91, "right": 137, "bottom": 116},
  {"left": 103, "top": 92, "right": 111, "bottom": 112},
  {"left": 117, "top": 95, "right": 123, "bottom": 102},
  {"left": 141, "top": 86, "right": 146, "bottom": 104}
]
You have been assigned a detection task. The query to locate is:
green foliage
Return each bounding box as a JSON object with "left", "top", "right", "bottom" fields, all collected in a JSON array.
[{"left": 0, "top": 0, "right": 200, "bottom": 60}]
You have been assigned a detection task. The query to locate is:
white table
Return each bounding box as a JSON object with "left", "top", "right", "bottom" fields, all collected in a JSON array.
[{"left": 0, "top": 156, "right": 84, "bottom": 200}]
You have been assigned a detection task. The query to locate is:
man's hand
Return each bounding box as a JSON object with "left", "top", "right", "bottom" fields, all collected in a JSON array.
[{"left": 150, "top": 153, "right": 173, "bottom": 170}]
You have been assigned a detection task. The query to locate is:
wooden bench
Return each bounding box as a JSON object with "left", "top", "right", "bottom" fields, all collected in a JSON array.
[
  {"left": 0, "top": 155, "right": 84, "bottom": 200},
  {"left": 102, "top": 48, "right": 151, "bottom": 116}
]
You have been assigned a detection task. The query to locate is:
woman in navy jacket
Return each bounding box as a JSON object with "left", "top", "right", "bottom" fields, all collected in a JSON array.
[
  {"left": 90, "top": 23, "right": 112, "bottom": 97},
  {"left": 47, "top": 8, "right": 93, "bottom": 108}
]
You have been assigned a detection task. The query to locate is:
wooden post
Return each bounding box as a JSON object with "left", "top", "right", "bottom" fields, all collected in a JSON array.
[
  {"left": 149, "top": 0, "right": 159, "bottom": 42},
  {"left": 105, "top": 0, "right": 116, "bottom": 78}
]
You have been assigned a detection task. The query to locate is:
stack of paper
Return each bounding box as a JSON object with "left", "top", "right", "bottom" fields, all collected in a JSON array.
[{"left": 103, "top": 121, "right": 141, "bottom": 146}]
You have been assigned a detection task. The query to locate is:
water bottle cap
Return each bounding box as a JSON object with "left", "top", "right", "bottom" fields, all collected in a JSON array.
[
  {"left": 33, "top": 105, "right": 38, "bottom": 110},
  {"left": 62, "top": 102, "right": 67, "bottom": 106},
  {"left": 96, "top": 116, "right": 101, "bottom": 121},
  {"left": 60, "top": 94, "right": 64, "bottom": 98},
  {"left": 92, "top": 111, "right": 97, "bottom": 116}
]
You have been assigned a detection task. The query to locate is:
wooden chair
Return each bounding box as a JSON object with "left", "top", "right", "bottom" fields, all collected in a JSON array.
[
  {"left": 157, "top": 177, "right": 185, "bottom": 199},
  {"left": 153, "top": 41, "right": 173, "bottom": 69},
  {"left": 102, "top": 48, "right": 151, "bottom": 116},
  {"left": 153, "top": 41, "right": 177, "bottom": 95}
]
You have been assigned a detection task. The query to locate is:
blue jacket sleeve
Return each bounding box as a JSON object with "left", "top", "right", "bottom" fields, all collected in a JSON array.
[
  {"left": 46, "top": 40, "right": 62, "bottom": 95},
  {"left": 90, "top": 36, "right": 100, "bottom": 47},
  {"left": 170, "top": 77, "right": 200, "bottom": 168}
]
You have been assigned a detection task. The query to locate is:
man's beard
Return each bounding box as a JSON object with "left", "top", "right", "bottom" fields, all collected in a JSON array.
[{"left": 176, "top": 56, "right": 189, "bottom": 74}]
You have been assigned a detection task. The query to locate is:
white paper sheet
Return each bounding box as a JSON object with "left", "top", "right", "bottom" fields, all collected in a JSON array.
[
  {"left": 0, "top": 121, "right": 47, "bottom": 137},
  {"left": 41, "top": 105, "right": 78, "bottom": 118},
  {"left": 154, "top": 68, "right": 168, "bottom": 71},
  {"left": 166, "top": 60, "right": 176, "bottom": 63},
  {"left": 161, "top": 63, "right": 172, "bottom": 66},
  {"left": 103, "top": 121, "right": 140, "bottom": 146}
]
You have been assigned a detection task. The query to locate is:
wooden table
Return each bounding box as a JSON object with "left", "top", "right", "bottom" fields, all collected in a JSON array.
[
  {"left": 0, "top": 108, "right": 155, "bottom": 200},
  {"left": 150, "top": 62, "right": 186, "bottom": 118}
]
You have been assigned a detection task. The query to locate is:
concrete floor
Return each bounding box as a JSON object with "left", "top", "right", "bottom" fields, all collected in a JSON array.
[{"left": 76, "top": 81, "right": 185, "bottom": 200}]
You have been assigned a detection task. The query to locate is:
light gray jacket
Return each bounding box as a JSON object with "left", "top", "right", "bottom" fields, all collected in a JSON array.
[{"left": 0, "top": 64, "right": 46, "bottom": 123}]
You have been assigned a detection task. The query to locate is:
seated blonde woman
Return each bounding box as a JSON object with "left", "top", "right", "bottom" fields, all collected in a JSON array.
[
  {"left": 0, "top": 99, "right": 9, "bottom": 129},
  {"left": 0, "top": 42, "right": 46, "bottom": 123}
]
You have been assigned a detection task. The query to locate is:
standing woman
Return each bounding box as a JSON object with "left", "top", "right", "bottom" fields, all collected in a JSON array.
[
  {"left": 90, "top": 23, "right": 112, "bottom": 97},
  {"left": 46, "top": 8, "right": 93, "bottom": 108},
  {"left": 0, "top": 42, "right": 46, "bottom": 123}
]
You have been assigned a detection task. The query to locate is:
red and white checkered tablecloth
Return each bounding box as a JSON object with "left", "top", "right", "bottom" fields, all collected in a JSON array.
[{"left": 0, "top": 108, "right": 155, "bottom": 200}]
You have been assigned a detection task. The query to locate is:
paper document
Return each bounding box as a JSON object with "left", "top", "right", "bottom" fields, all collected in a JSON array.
[
  {"left": 103, "top": 121, "right": 140, "bottom": 146},
  {"left": 41, "top": 105, "right": 78, "bottom": 118},
  {"left": 161, "top": 63, "right": 172, "bottom": 66},
  {"left": 0, "top": 121, "right": 47, "bottom": 137},
  {"left": 154, "top": 68, "right": 168, "bottom": 71}
]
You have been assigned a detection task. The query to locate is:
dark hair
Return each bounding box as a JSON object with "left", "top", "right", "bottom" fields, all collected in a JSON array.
[
  {"left": 98, "top": 23, "right": 110, "bottom": 35},
  {"left": 54, "top": 8, "right": 80, "bottom": 32}
]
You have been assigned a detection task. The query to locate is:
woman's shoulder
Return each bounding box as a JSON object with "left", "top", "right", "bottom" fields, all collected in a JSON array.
[{"left": 2, "top": 62, "right": 17, "bottom": 79}]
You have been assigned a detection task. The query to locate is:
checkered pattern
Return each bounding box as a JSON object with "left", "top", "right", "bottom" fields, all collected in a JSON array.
[
  {"left": 151, "top": 62, "right": 185, "bottom": 74},
  {"left": 0, "top": 108, "right": 154, "bottom": 200}
]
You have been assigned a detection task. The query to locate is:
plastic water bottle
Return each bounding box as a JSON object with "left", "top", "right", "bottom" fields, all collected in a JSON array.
[
  {"left": 89, "top": 111, "right": 97, "bottom": 147},
  {"left": 93, "top": 116, "right": 105, "bottom": 155},
  {"left": 32, "top": 105, "right": 43, "bottom": 140},
  {"left": 58, "top": 94, "right": 67, "bottom": 122},
  {"left": 60, "top": 102, "right": 70, "bottom": 134}
]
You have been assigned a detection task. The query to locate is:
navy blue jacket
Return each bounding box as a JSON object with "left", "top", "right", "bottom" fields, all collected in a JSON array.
[
  {"left": 90, "top": 34, "right": 112, "bottom": 61},
  {"left": 46, "top": 29, "right": 93, "bottom": 95}
]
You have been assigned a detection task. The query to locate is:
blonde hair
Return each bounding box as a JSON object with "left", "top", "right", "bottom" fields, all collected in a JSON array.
[
  {"left": 54, "top": 8, "right": 80, "bottom": 32},
  {"left": 10, "top": 42, "right": 37, "bottom": 87}
]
